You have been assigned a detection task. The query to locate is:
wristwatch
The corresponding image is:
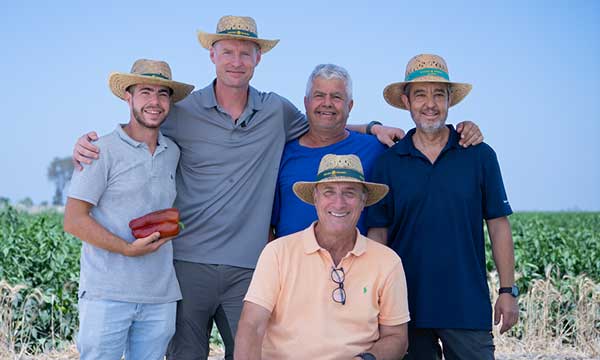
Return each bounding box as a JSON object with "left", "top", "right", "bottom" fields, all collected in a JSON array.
[
  {"left": 499, "top": 284, "right": 519, "bottom": 297},
  {"left": 365, "top": 121, "right": 382, "bottom": 135},
  {"left": 357, "top": 352, "right": 376, "bottom": 360}
]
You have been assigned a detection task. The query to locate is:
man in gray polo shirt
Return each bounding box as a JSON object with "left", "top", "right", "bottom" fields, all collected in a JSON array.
[
  {"left": 72, "top": 16, "right": 483, "bottom": 360},
  {"left": 64, "top": 59, "right": 193, "bottom": 360}
]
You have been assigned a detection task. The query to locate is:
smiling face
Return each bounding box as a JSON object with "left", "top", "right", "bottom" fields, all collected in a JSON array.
[
  {"left": 304, "top": 77, "right": 353, "bottom": 136},
  {"left": 401, "top": 82, "right": 450, "bottom": 134},
  {"left": 210, "top": 39, "right": 261, "bottom": 90},
  {"left": 125, "top": 84, "right": 172, "bottom": 129},
  {"left": 313, "top": 182, "right": 366, "bottom": 234}
]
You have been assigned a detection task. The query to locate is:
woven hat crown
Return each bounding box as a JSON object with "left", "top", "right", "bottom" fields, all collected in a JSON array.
[
  {"left": 130, "top": 59, "right": 173, "bottom": 80},
  {"left": 216, "top": 15, "right": 258, "bottom": 35},
  {"left": 404, "top": 54, "right": 450, "bottom": 82},
  {"left": 317, "top": 154, "right": 365, "bottom": 181}
]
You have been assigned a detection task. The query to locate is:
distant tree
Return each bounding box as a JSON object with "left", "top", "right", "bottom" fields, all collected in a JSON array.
[
  {"left": 47, "top": 156, "right": 74, "bottom": 206},
  {"left": 18, "top": 197, "right": 34, "bottom": 207},
  {"left": 0, "top": 196, "right": 9, "bottom": 207}
]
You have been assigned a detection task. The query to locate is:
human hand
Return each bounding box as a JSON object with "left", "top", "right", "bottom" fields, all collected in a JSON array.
[
  {"left": 456, "top": 121, "right": 483, "bottom": 147},
  {"left": 123, "top": 232, "right": 173, "bottom": 257},
  {"left": 73, "top": 131, "right": 100, "bottom": 171},
  {"left": 494, "top": 293, "right": 519, "bottom": 334},
  {"left": 371, "top": 124, "right": 406, "bottom": 147}
]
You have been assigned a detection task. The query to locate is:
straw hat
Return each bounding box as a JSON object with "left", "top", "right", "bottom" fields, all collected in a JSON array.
[
  {"left": 383, "top": 54, "right": 472, "bottom": 110},
  {"left": 293, "top": 154, "right": 389, "bottom": 207},
  {"left": 197, "top": 15, "right": 279, "bottom": 53},
  {"left": 108, "top": 59, "right": 194, "bottom": 103}
]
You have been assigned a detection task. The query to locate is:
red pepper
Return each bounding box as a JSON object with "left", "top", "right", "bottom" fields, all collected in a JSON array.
[
  {"left": 132, "top": 221, "right": 180, "bottom": 238},
  {"left": 129, "top": 208, "right": 179, "bottom": 230}
]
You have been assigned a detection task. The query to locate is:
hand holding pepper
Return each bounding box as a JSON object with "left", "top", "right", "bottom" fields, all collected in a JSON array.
[{"left": 129, "top": 208, "right": 183, "bottom": 239}]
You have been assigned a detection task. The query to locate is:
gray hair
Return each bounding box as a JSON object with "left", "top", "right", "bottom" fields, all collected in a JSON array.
[{"left": 305, "top": 64, "right": 353, "bottom": 101}]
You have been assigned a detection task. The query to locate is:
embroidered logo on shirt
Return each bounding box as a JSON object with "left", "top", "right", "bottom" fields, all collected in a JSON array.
[{"left": 363, "top": 286, "right": 367, "bottom": 294}]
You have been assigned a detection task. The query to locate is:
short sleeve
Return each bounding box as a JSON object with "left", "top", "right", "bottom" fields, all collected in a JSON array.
[
  {"left": 481, "top": 147, "right": 513, "bottom": 220},
  {"left": 378, "top": 259, "right": 411, "bottom": 326},
  {"left": 67, "top": 144, "right": 109, "bottom": 206},
  {"left": 281, "top": 96, "right": 308, "bottom": 142},
  {"left": 244, "top": 243, "right": 281, "bottom": 312}
]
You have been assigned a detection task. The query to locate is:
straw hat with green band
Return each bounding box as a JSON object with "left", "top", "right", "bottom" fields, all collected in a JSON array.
[
  {"left": 383, "top": 54, "right": 472, "bottom": 110},
  {"left": 293, "top": 154, "right": 389, "bottom": 207},
  {"left": 109, "top": 59, "right": 194, "bottom": 103},
  {"left": 197, "top": 15, "right": 279, "bottom": 53}
]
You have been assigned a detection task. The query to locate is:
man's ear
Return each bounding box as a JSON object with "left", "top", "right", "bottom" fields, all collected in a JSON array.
[
  {"left": 347, "top": 99, "right": 354, "bottom": 113},
  {"left": 255, "top": 49, "right": 262, "bottom": 66},
  {"left": 209, "top": 46, "right": 216, "bottom": 64},
  {"left": 401, "top": 94, "right": 410, "bottom": 109}
]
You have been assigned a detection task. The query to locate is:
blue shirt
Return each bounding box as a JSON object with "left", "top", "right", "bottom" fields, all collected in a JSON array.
[
  {"left": 272, "top": 131, "right": 386, "bottom": 237},
  {"left": 366, "top": 125, "right": 512, "bottom": 330}
]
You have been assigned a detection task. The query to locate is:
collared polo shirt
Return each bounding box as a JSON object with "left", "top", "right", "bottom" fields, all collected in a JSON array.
[
  {"left": 68, "top": 125, "right": 181, "bottom": 303},
  {"left": 366, "top": 125, "right": 512, "bottom": 330},
  {"left": 161, "top": 81, "right": 308, "bottom": 268},
  {"left": 245, "top": 223, "right": 410, "bottom": 359}
]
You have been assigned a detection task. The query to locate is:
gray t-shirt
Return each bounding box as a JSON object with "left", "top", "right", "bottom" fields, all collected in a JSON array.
[
  {"left": 68, "top": 125, "right": 181, "bottom": 303},
  {"left": 161, "top": 82, "right": 308, "bottom": 268}
]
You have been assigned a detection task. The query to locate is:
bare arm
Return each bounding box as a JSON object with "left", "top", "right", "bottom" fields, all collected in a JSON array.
[
  {"left": 63, "top": 197, "right": 170, "bottom": 257},
  {"left": 72, "top": 131, "right": 100, "bottom": 171},
  {"left": 367, "top": 227, "right": 388, "bottom": 245},
  {"left": 234, "top": 301, "right": 272, "bottom": 360},
  {"left": 487, "top": 216, "right": 519, "bottom": 334},
  {"left": 355, "top": 324, "right": 408, "bottom": 360},
  {"left": 346, "top": 123, "right": 405, "bottom": 147}
]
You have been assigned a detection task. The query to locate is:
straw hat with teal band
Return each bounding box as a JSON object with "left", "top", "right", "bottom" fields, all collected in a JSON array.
[
  {"left": 293, "top": 154, "right": 389, "bottom": 207},
  {"left": 383, "top": 54, "right": 472, "bottom": 110},
  {"left": 108, "top": 59, "right": 194, "bottom": 103},
  {"left": 197, "top": 15, "right": 279, "bottom": 53}
]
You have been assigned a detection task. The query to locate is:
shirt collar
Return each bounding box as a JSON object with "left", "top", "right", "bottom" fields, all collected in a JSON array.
[
  {"left": 198, "top": 80, "right": 263, "bottom": 111},
  {"left": 302, "top": 222, "right": 367, "bottom": 257},
  {"left": 393, "top": 124, "right": 459, "bottom": 156},
  {"left": 115, "top": 124, "right": 168, "bottom": 152}
]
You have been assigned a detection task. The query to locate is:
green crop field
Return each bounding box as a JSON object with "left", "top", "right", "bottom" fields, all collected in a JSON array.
[{"left": 1, "top": 205, "right": 598, "bottom": 357}]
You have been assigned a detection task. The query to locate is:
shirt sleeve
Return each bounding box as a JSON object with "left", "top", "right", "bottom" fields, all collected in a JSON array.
[
  {"left": 378, "top": 259, "right": 411, "bottom": 326},
  {"left": 66, "top": 143, "right": 109, "bottom": 206},
  {"left": 365, "top": 155, "right": 394, "bottom": 228},
  {"left": 244, "top": 243, "right": 281, "bottom": 312},
  {"left": 281, "top": 96, "right": 309, "bottom": 142},
  {"left": 481, "top": 146, "right": 513, "bottom": 220}
]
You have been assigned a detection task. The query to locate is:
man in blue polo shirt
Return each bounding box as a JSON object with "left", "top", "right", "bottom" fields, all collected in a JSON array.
[{"left": 366, "top": 54, "right": 519, "bottom": 360}]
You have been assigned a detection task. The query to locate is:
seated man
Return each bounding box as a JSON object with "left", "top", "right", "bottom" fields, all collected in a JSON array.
[{"left": 235, "top": 154, "right": 410, "bottom": 360}]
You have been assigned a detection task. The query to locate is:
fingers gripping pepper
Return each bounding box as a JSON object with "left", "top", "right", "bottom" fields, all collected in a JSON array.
[{"left": 129, "top": 208, "right": 182, "bottom": 239}]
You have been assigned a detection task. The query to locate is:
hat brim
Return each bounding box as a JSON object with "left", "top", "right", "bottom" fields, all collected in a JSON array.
[
  {"left": 197, "top": 31, "right": 279, "bottom": 53},
  {"left": 293, "top": 178, "right": 389, "bottom": 207},
  {"left": 108, "top": 73, "right": 194, "bottom": 103},
  {"left": 383, "top": 80, "right": 472, "bottom": 110}
]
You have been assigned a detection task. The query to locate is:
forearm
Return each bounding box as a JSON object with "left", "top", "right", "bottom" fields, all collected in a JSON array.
[
  {"left": 233, "top": 323, "right": 264, "bottom": 360},
  {"left": 363, "top": 333, "right": 408, "bottom": 359},
  {"left": 64, "top": 201, "right": 128, "bottom": 255},
  {"left": 367, "top": 227, "right": 388, "bottom": 245},
  {"left": 487, "top": 217, "right": 515, "bottom": 287}
]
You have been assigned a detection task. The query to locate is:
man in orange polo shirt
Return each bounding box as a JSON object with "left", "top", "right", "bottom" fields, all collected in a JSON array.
[{"left": 234, "top": 154, "right": 410, "bottom": 360}]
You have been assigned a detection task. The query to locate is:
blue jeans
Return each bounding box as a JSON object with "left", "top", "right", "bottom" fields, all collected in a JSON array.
[{"left": 77, "top": 297, "right": 177, "bottom": 360}]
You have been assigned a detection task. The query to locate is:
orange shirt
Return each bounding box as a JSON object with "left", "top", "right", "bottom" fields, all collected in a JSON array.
[{"left": 244, "top": 223, "right": 410, "bottom": 359}]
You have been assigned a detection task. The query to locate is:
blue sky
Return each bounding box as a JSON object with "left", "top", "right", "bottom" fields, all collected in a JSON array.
[{"left": 2, "top": 0, "right": 599, "bottom": 210}]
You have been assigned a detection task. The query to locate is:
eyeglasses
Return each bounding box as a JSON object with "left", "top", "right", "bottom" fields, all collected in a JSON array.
[{"left": 331, "top": 267, "right": 346, "bottom": 305}]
